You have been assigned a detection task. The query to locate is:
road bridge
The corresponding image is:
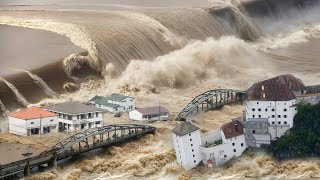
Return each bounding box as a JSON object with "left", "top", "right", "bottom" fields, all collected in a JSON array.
[
  {"left": 0, "top": 124, "right": 156, "bottom": 180},
  {"left": 176, "top": 89, "right": 247, "bottom": 121}
]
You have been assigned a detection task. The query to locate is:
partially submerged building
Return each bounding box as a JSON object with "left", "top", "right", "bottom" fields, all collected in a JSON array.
[
  {"left": 172, "top": 120, "right": 247, "bottom": 169},
  {"left": 244, "top": 74, "right": 305, "bottom": 147},
  {"left": 44, "top": 102, "right": 104, "bottom": 131},
  {"left": 94, "top": 93, "right": 135, "bottom": 113},
  {"left": 9, "top": 107, "right": 58, "bottom": 136},
  {"left": 129, "top": 106, "right": 169, "bottom": 121},
  {"left": 200, "top": 119, "right": 247, "bottom": 167}
]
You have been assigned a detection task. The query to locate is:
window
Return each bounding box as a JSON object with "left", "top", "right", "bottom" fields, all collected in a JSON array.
[
  {"left": 50, "top": 119, "right": 53, "bottom": 122},
  {"left": 241, "top": 143, "right": 244, "bottom": 147},
  {"left": 284, "top": 115, "right": 287, "bottom": 118},
  {"left": 224, "top": 155, "right": 227, "bottom": 158},
  {"left": 258, "top": 108, "right": 261, "bottom": 111},
  {"left": 232, "top": 143, "right": 235, "bottom": 146},
  {"left": 284, "top": 108, "right": 287, "bottom": 112},
  {"left": 189, "top": 134, "right": 191, "bottom": 136},
  {"left": 252, "top": 130, "right": 256, "bottom": 134},
  {"left": 259, "top": 115, "right": 261, "bottom": 118},
  {"left": 278, "top": 121, "right": 281, "bottom": 124},
  {"left": 96, "top": 121, "right": 101, "bottom": 124},
  {"left": 285, "top": 103, "right": 287, "bottom": 105},
  {"left": 257, "top": 102, "right": 259, "bottom": 105},
  {"left": 272, "top": 121, "right": 275, "bottom": 124},
  {"left": 96, "top": 112, "right": 99, "bottom": 117},
  {"left": 265, "top": 108, "right": 268, "bottom": 112},
  {"left": 284, "top": 121, "right": 287, "bottom": 124},
  {"left": 192, "top": 149, "right": 194, "bottom": 152},
  {"left": 272, "top": 115, "right": 275, "bottom": 118},
  {"left": 253, "top": 115, "right": 255, "bottom": 118},
  {"left": 233, "top": 149, "right": 236, "bottom": 152},
  {"left": 190, "top": 139, "right": 192, "bottom": 141},
  {"left": 272, "top": 109, "right": 275, "bottom": 112},
  {"left": 278, "top": 115, "right": 281, "bottom": 118},
  {"left": 252, "top": 108, "right": 255, "bottom": 111},
  {"left": 31, "top": 122, "right": 34, "bottom": 124},
  {"left": 191, "top": 144, "right": 193, "bottom": 147},
  {"left": 194, "top": 160, "right": 196, "bottom": 163},
  {"left": 193, "top": 155, "right": 195, "bottom": 157}
]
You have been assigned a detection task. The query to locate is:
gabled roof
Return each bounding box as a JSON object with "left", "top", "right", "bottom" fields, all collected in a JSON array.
[
  {"left": 136, "top": 106, "right": 169, "bottom": 115},
  {"left": 105, "top": 93, "right": 133, "bottom": 102},
  {"left": 247, "top": 83, "right": 296, "bottom": 101},
  {"left": 44, "top": 102, "right": 103, "bottom": 114},
  {"left": 221, "top": 120, "right": 244, "bottom": 139},
  {"left": 9, "top": 107, "right": 57, "bottom": 120},
  {"left": 172, "top": 122, "right": 199, "bottom": 137},
  {"left": 88, "top": 96, "right": 102, "bottom": 102},
  {"left": 95, "top": 97, "right": 120, "bottom": 108}
]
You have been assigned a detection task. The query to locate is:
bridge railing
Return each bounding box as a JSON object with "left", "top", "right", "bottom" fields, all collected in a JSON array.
[{"left": 176, "top": 89, "right": 247, "bottom": 121}]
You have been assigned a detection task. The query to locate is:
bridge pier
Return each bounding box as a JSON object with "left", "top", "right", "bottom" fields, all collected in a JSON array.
[{"left": 23, "top": 161, "right": 30, "bottom": 177}]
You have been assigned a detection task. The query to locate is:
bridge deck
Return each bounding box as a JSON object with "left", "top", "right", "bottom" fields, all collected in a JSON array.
[{"left": 0, "top": 124, "right": 156, "bottom": 180}]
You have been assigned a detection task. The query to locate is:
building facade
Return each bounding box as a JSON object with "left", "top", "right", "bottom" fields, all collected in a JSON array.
[
  {"left": 172, "top": 122, "right": 202, "bottom": 170},
  {"left": 95, "top": 94, "right": 135, "bottom": 113},
  {"left": 244, "top": 75, "right": 303, "bottom": 146},
  {"left": 200, "top": 120, "right": 247, "bottom": 167},
  {"left": 44, "top": 102, "right": 104, "bottom": 131},
  {"left": 129, "top": 106, "right": 169, "bottom": 121},
  {"left": 9, "top": 107, "right": 59, "bottom": 136}
]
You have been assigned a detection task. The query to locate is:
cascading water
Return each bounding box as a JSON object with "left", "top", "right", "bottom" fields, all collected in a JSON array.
[{"left": 0, "top": 77, "right": 29, "bottom": 107}]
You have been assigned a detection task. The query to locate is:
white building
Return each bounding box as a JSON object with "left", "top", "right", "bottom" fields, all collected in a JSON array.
[
  {"left": 200, "top": 120, "right": 247, "bottom": 167},
  {"left": 44, "top": 102, "right": 104, "bottom": 131},
  {"left": 9, "top": 107, "right": 59, "bottom": 136},
  {"left": 94, "top": 94, "right": 135, "bottom": 114},
  {"left": 172, "top": 122, "right": 202, "bottom": 170},
  {"left": 129, "top": 106, "right": 169, "bottom": 121},
  {"left": 244, "top": 74, "right": 304, "bottom": 146}
]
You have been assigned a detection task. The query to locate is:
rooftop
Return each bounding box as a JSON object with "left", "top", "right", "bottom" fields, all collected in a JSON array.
[
  {"left": 44, "top": 102, "right": 103, "bottom": 114},
  {"left": 247, "top": 74, "right": 305, "bottom": 101},
  {"left": 221, "top": 120, "right": 244, "bottom": 139},
  {"left": 9, "top": 107, "right": 57, "bottom": 120},
  {"left": 136, "top": 106, "right": 169, "bottom": 115},
  {"left": 95, "top": 97, "right": 120, "bottom": 108},
  {"left": 248, "top": 83, "right": 296, "bottom": 101},
  {"left": 88, "top": 95, "right": 102, "bottom": 102},
  {"left": 105, "top": 93, "right": 133, "bottom": 102},
  {"left": 172, "top": 122, "right": 199, "bottom": 137}
]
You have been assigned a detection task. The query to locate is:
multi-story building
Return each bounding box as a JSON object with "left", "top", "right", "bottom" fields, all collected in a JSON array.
[
  {"left": 44, "top": 102, "right": 104, "bottom": 131},
  {"left": 244, "top": 74, "right": 305, "bottom": 147},
  {"left": 129, "top": 106, "right": 170, "bottom": 121},
  {"left": 94, "top": 93, "right": 135, "bottom": 114},
  {"left": 172, "top": 122, "right": 202, "bottom": 170},
  {"left": 8, "top": 107, "right": 59, "bottom": 136},
  {"left": 200, "top": 119, "right": 247, "bottom": 167}
]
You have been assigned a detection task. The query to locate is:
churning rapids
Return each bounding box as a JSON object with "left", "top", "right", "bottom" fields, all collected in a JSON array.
[{"left": 1, "top": 0, "right": 320, "bottom": 179}]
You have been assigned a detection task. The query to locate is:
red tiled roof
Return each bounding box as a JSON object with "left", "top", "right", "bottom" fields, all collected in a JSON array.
[
  {"left": 221, "top": 120, "right": 244, "bottom": 139},
  {"left": 9, "top": 107, "right": 57, "bottom": 120},
  {"left": 247, "top": 74, "right": 304, "bottom": 101}
]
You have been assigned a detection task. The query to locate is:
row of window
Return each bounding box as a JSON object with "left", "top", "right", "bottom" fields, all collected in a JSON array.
[
  {"left": 232, "top": 142, "right": 244, "bottom": 147},
  {"left": 252, "top": 108, "right": 287, "bottom": 112},
  {"left": 252, "top": 114, "right": 288, "bottom": 118},
  {"left": 255, "top": 102, "right": 294, "bottom": 105},
  {"left": 271, "top": 121, "right": 287, "bottom": 125}
]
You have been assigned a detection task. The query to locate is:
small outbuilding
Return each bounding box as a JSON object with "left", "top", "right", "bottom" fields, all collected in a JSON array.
[
  {"left": 9, "top": 107, "right": 58, "bottom": 136},
  {"left": 129, "top": 106, "right": 169, "bottom": 121}
]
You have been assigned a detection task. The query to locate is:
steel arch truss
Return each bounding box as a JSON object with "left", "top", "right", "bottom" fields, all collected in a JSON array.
[{"left": 176, "top": 89, "right": 247, "bottom": 121}]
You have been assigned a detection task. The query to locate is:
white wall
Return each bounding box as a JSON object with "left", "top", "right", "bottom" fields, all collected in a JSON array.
[
  {"left": 245, "top": 99, "right": 297, "bottom": 139},
  {"left": 9, "top": 116, "right": 59, "bottom": 136},
  {"left": 129, "top": 110, "right": 143, "bottom": 121},
  {"left": 172, "top": 130, "right": 202, "bottom": 170},
  {"left": 108, "top": 97, "right": 135, "bottom": 112},
  {"left": 46, "top": 110, "right": 103, "bottom": 131}
]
